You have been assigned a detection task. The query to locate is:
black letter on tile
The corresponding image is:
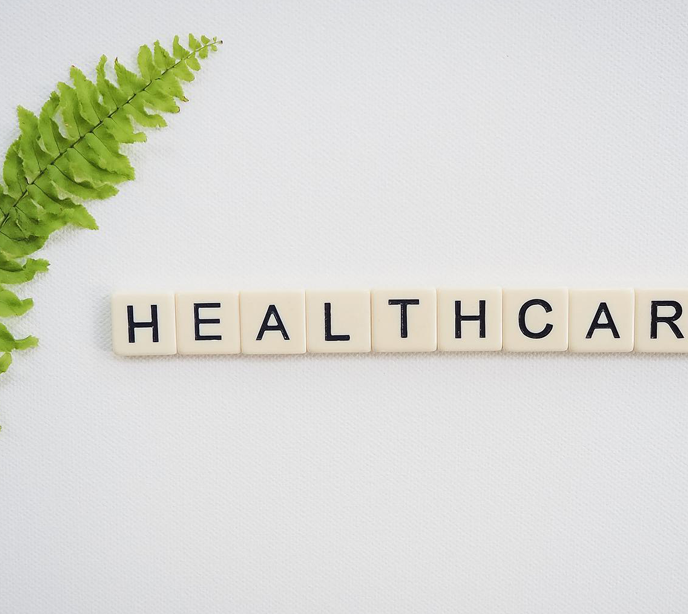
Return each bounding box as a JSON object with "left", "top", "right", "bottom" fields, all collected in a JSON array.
[
  {"left": 194, "top": 302, "right": 222, "bottom": 341},
  {"left": 651, "top": 300, "right": 684, "bottom": 339},
  {"left": 388, "top": 299, "right": 420, "bottom": 338},
  {"left": 127, "top": 304, "right": 159, "bottom": 343},
  {"left": 324, "top": 303, "right": 350, "bottom": 341},
  {"left": 455, "top": 300, "right": 486, "bottom": 339},
  {"left": 257, "top": 304, "right": 290, "bottom": 341},
  {"left": 586, "top": 302, "right": 620, "bottom": 339},
  {"left": 518, "top": 299, "right": 553, "bottom": 339}
]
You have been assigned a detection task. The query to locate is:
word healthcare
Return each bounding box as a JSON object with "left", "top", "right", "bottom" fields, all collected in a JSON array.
[{"left": 111, "top": 288, "right": 688, "bottom": 355}]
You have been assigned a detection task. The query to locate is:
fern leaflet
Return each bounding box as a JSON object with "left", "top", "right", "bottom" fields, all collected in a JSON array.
[{"left": 0, "top": 34, "right": 220, "bottom": 374}]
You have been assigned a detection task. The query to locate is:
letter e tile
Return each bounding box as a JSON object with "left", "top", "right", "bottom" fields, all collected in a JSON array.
[{"left": 175, "top": 292, "right": 241, "bottom": 354}]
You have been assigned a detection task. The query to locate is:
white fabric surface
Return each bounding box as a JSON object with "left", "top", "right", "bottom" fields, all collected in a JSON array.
[{"left": 1, "top": 1, "right": 688, "bottom": 612}]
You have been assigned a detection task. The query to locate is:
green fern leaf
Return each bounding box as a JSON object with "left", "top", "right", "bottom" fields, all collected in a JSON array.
[
  {"left": 96, "top": 56, "right": 125, "bottom": 111},
  {"left": 101, "top": 114, "right": 146, "bottom": 144},
  {"left": 0, "top": 33, "right": 221, "bottom": 374},
  {"left": 71, "top": 67, "right": 109, "bottom": 124},
  {"left": 3, "top": 142, "right": 27, "bottom": 200},
  {"left": 0, "top": 254, "right": 49, "bottom": 284},
  {"left": 125, "top": 98, "right": 167, "bottom": 128},
  {"left": 57, "top": 82, "right": 87, "bottom": 140},
  {"left": 0, "top": 351, "right": 11, "bottom": 374},
  {"left": 138, "top": 45, "right": 161, "bottom": 82},
  {"left": 114, "top": 60, "right": 147, "bottom": 98},
  {"left": 0, "top": 287, "right": 33, "bottom": 317},
  {"left": 18, "top": 108, "right": 51, "bottom": 181},
  {"left": 0, "top": 322, "right": 38, "bottom": 352},
  {"left": 0, "top": 229, "right": 47, "bottom": 258},
  {"left": 38, "top": 93, "right": 70, "bottom": 157},
  {"left": 154, "top": 41, "right": 176, "bottom": 71}
]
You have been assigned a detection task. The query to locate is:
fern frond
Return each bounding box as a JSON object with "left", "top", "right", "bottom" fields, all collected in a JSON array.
[{"left": 0, "top": 34, "right": 221, "bottom": 374}]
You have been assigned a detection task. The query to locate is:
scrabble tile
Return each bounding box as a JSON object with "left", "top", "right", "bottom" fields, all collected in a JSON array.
[
  {"left": 175, "top": 292, "right": 241, "bottom": 355},
  {"left": 240, "top": 290, "right": 306, "bottom": 354},
  {"left": 502, "top": 288, "right": 568, "bottom": 352},
  {"left": 569, "top": 289, "right": 634, "bottom": 353},
  {"left": 112, "top": 292, "right": 177, "bottom": 356},
  {"left": 306, "top": 290, "right": 371, "bottom": 353},
  {"left": 437, "top": 287, "right": 502, "bottom": 351},
  {"left": 634, "top": 289, "right": 688, "bottom": 353},
  {"left": 372, "top": 288, "right": 437, "bottom": 352}
]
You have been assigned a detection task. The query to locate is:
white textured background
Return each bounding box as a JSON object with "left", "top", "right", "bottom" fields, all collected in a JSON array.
[{"left": 1, "top": 1, "right": 688, "bottom": 612}]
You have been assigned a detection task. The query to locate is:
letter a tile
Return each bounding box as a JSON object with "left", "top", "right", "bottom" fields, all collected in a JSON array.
[
  {"left": 240, "top": 290, "right": 306, "bottom": 354},
  {"left": 569, "top": 289, "right": 634, "bottom": 353}
]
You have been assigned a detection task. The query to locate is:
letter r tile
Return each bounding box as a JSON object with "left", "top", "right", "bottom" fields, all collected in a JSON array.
[{"left": 635, "top": 289, "right": 688, "bottom": 353}]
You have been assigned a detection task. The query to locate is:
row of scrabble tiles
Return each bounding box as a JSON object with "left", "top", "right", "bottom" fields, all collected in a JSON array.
[{"left": 112, "top": 288, "right": 688, "bottom": 356}]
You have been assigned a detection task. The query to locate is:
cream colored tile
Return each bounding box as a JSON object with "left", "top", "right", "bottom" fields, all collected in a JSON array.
[
  {"left": 503, "top": 288, "right": 568, "bottom": 352},
  {"left": 569, "top": 289, "right": 634, "bottom": 353},
  {"left": 175, "top": 292, "right": 241, "bottom": 355},
  {"left": 635, "top": 289, "right": 688, "bottom": 353},
  {"left": 306, "top": 290, "right": 371, "bottom": 353},
  {"left": 372, "top": 288, "right": 436, "bottom": 352},
  {"left": 240, "top": 290, "right": 306, "bottom": 354},
  {"left": 437, "top": 287, "right": 502, "bottom": 351},
  {"left": 112, "top": 293, "right": 177, "bottom": 356}
]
